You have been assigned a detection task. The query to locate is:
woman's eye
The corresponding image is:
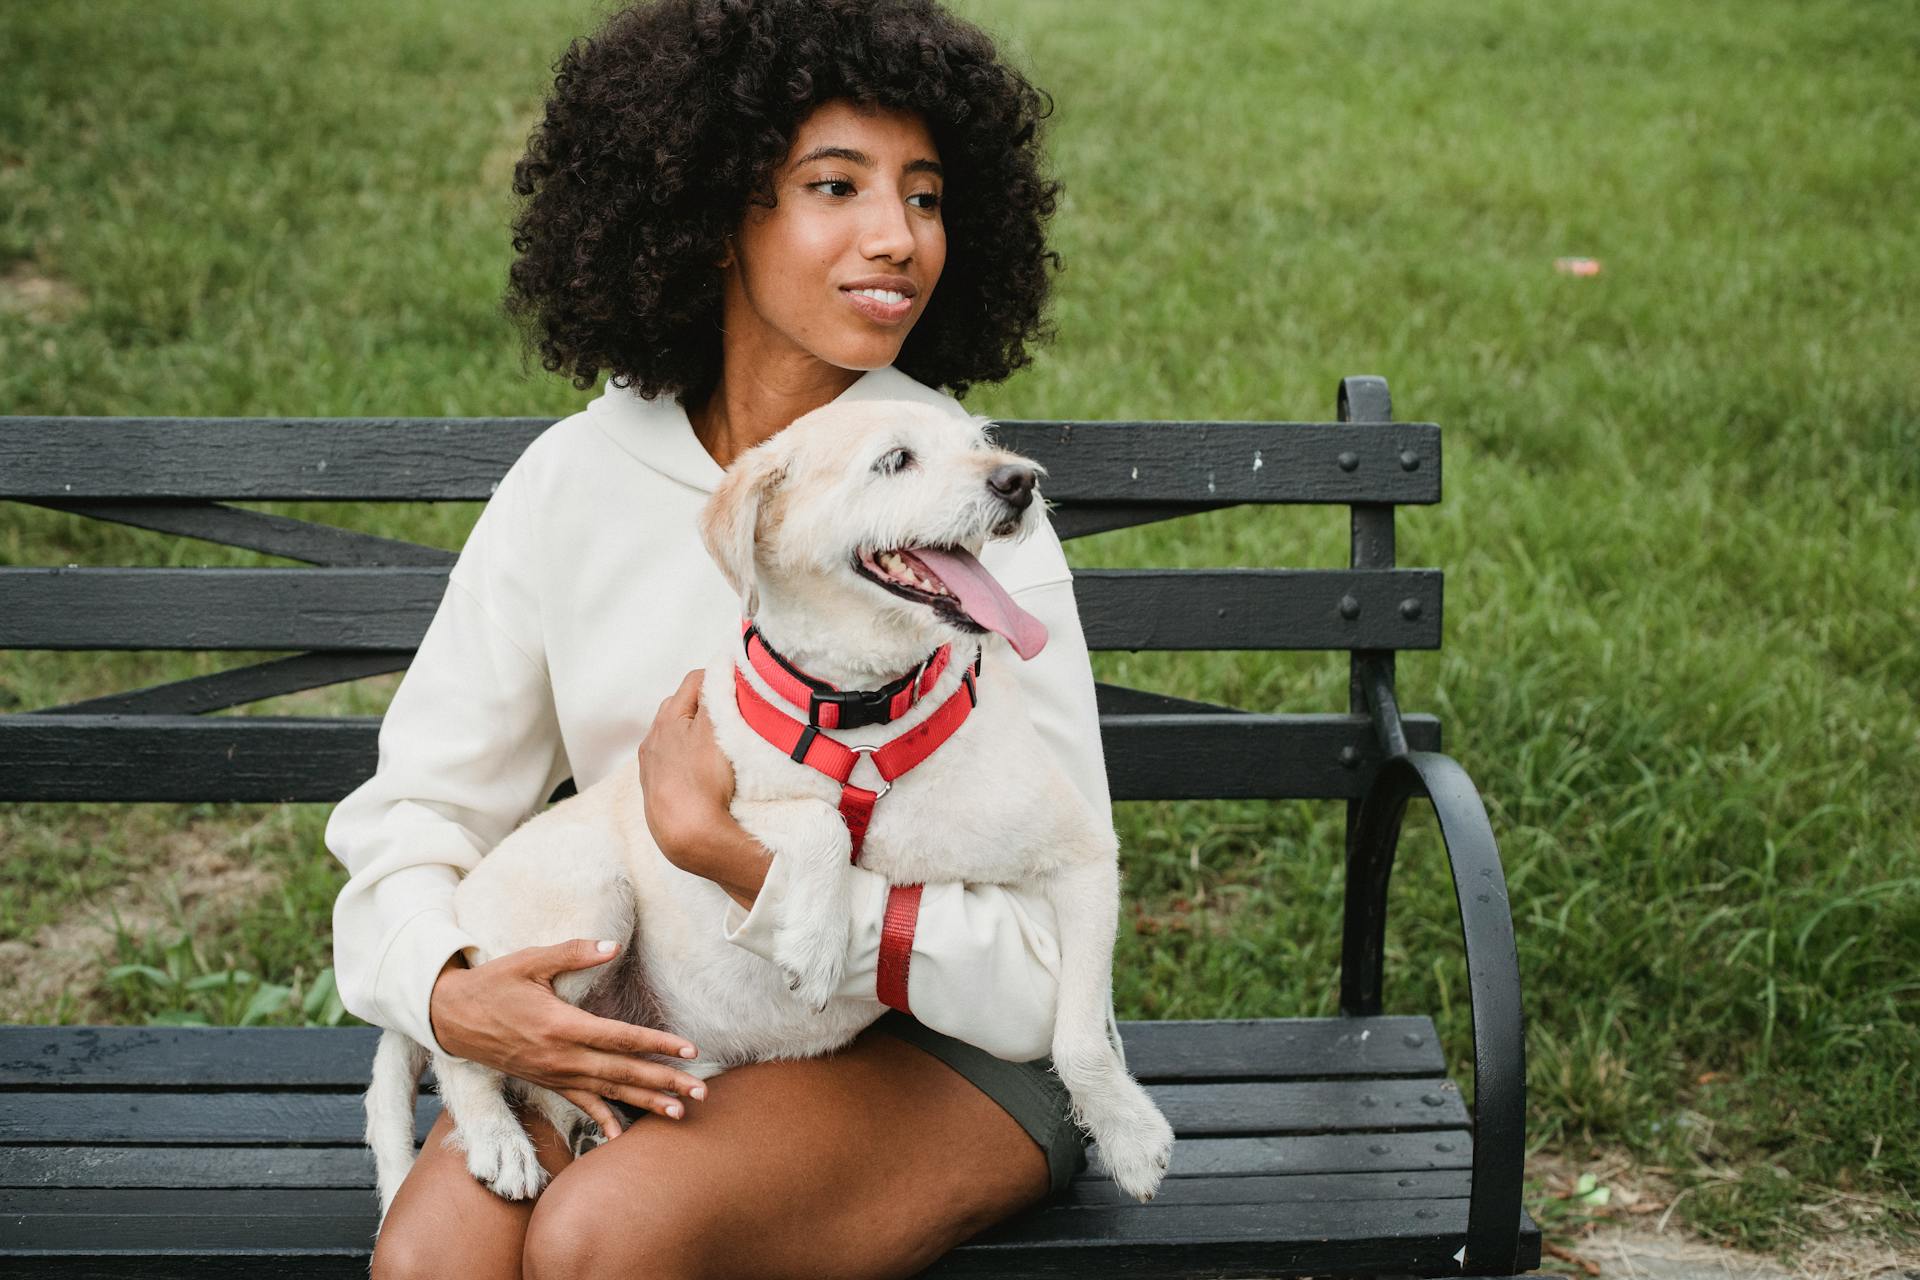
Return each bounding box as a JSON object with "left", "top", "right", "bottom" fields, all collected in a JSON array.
[
  {"left": 806, "top": 178, "right": 939, "bottom": 211},
  {"left": 874, "top": 447, "right": 914, "bottom": 475}
]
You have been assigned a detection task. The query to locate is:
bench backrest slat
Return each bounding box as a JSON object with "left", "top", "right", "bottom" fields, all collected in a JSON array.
[
  {"left": 0, "top": 709, "right": 1440, "bottom": 803},
  {"left": 1, "top": 567, "right": 1441, "bottom": 653},
  {"left": 0, "top": 418, "right": 1439, "bottom": 505}
]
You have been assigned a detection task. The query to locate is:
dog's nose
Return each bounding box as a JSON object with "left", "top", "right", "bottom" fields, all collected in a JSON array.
[{"left": 987, "top": 464, "right": 1036, "bottom": 511}]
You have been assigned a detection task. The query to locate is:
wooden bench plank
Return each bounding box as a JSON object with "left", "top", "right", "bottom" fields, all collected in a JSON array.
[
  {"left": 1155, "top": 1079, "right": 1467, "bottom": 1135},
  {"left": 0, "top": 712, "right": 1441, "bottom": 803},
  {"left": 0, "top": 1132, "right": 1478, "bottom": 1190},
  {"left": 0, "top": 1147, "right": 377, "bottom": 1190},
  {"left": 1100, "top": 1131, "right": 1477, "bottom": 1179},
  {"left": 1, "top": 1190, "right": 1539, "bottom": 1280},
  {"left": 0, "top": 566, "right": 1441, "bottom": 653},
  {"left": 0, "top": 1169, "right": 1476, "bottom": 1232},
  {"left": 0, "top": 1018, "right": 1446, "bottom": 1088},
  {"left": 1118, "top": 1016, "right": 1446, "bottom": 1080},
  {"left": 942, "top": 1199, "right": 1538, "bottom": 1278},
  {"left": 0, "top": 1078, "right": 1464, "bottom": 1146},
  {"left": 0, "top": 1249, "right": 370, "bottom": 1279},
  {"left": 1062, "top": 1168, "right": 1470, "bottom": 1206},
  {"left": 0, "top": 418, "right": 1440, "bottom": 505}
]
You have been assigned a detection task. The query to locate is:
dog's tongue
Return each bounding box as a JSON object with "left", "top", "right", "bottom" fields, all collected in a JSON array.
[{"left": 904, "top": 546, "right": 1049, "bottom": 660}]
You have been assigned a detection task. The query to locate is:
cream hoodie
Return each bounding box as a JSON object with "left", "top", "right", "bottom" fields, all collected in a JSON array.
[{"left": 325, "top": 365, "right": 1118, "bottom": 1065}]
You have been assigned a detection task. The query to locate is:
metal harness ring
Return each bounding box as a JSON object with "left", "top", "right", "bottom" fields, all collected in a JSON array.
[{"left": 844, "top": 743, "right": 892, "bottom": 799}]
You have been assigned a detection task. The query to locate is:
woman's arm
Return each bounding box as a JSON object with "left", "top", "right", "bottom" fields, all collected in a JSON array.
[
  {"left": 326, "top": 461, "right": 568, "bottom": 1057},
  {"left": 329, "top": 458, "right": 711, "bottom": 1138}
]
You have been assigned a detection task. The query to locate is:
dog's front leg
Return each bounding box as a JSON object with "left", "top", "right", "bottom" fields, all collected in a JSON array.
[
  {"left": 1043, "top": 855, "right": 1175, "bottom": 1203},
  {"left": 432, "top": 1053, "right": 550, "bottom": 1201},
  {"left": 734, "top": 798, "right": 853, "bottom": 1013}
]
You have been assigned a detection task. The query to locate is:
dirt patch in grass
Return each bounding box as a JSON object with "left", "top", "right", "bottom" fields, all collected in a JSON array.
[
  {"left": 0, "top": 258, "right": 85, "bottom": 324},
  {"left": 1527, "top": 1146, "right": 1917, "bottom": 1278},
  {"left": 0, "top": 813, "right": 288, "bottom": 1023}
]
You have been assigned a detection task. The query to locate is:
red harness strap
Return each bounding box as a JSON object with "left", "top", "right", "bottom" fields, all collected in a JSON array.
[{"left": 731, "top": 641, "right": 980, "bottom": 1015}]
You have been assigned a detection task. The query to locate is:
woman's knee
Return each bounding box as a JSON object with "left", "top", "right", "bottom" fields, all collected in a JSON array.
[
  {"left": 370, "top": 1223, "right": 447, "bottom": 1280},
  {"left": 372, "top": 1102, "right": 569, "bottom": 1280},
  {"left": 521, "top": 1160, "right": 720, "bottom": 1280}
]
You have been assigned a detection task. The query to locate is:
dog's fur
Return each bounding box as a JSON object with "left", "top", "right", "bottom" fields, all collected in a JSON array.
[{"left": 364, "top": 399, "right": 1174, "bottom": 1217}]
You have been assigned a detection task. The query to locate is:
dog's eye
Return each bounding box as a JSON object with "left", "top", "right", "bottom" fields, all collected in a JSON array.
[{"left": 873, "top": 446, "right": 914, "bottom": 475}]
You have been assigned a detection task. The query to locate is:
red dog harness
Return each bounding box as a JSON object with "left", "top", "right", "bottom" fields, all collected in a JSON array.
[{"left": 732, "top": 621, "right": 981, "bottom": 1013}]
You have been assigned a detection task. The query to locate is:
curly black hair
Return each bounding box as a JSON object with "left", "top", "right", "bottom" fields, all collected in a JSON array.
[{"left": 503, "top": 0, "right": 1064, "bottom": 404}]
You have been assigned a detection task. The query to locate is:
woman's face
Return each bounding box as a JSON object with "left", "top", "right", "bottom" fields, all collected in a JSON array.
[{"left": 719, "top": 98, "right": 946, "bottom": 375}]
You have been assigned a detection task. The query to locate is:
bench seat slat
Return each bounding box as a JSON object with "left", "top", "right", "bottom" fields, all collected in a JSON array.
[
  {"left": 0, "top": 1078, "right": 1465, "bottom": 1146},
  {"left": 0, "top": 1131, "right": 1477, "bottom": 1190},
  {"left": 0, "top": 1170, "right": 1472, "bottom": 1220},
  {"left": 0, "top": 566, "right": 1441, "bottom": 652},
  {"left": 1, "top": 1190, "right": 1539, "bottom": 1280},
  {"left": 0, "top": 418, "right": 1440, "bottom": 505},
  {"left": 0, "top": 1019, "right": 1446, "bottom": 1088},
  {"left": 0, "top": 713, "right": 1440, "bottom": 802}
]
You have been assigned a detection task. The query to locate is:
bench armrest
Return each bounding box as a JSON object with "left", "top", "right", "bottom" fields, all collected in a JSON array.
[{"left": 1343, "top": 749, "right": 1527, "bottom": 1277}]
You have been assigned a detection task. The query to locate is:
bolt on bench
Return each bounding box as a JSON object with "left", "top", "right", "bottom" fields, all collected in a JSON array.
[{"left": 0, "top": 376, "right": 1540, "bottom": 1277}]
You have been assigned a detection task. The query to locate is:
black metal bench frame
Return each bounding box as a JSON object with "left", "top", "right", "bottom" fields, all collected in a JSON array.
[{"left": 0, "top": 376, "right": 1541, "bottom": 1277}]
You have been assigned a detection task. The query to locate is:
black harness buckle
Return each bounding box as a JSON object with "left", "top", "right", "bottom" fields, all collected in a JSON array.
[{"left": 809, "top": 684, "right": 898, "bottom": 731}]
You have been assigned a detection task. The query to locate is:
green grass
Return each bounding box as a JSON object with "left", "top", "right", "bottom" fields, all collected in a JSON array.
[{"left": 3, "top": 0, "right": 1916, "bottom": 1259}]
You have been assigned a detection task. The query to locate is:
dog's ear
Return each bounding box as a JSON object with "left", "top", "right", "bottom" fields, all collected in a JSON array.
[{"left": 699, "top": 445, "right": 787, "bottom": 611}]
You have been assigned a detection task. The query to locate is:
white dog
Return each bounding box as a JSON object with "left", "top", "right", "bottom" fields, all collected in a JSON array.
[{"left": 363, "top": 399, "right": 1174, "bottom": 1214}]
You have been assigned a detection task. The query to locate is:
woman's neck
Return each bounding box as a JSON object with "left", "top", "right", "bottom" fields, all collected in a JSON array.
[{"left": 688, "top": 359, "right": 864, "bottom": 471}]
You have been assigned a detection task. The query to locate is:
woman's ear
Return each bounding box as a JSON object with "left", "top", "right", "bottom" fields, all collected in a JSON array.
[{"left": 699, "top": 445, "right": 785, "bottom": 612}]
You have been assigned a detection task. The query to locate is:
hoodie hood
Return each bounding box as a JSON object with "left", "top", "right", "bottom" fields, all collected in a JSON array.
[{"left": 588, "top": 365, "right": 971, "bottom": 495}]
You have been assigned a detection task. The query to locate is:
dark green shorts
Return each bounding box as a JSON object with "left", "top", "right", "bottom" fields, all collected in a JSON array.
[
  {"left": 610, "top": 1014, "right": 1090, "bottom": 1197},
  {"left": 871, "top": 1008, "right": 1089, "bottom": 1197}
]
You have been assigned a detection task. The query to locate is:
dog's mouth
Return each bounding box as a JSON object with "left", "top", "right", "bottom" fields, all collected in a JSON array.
[{"left": 852, "top": 545, "right": 1049, "bottom": 660}]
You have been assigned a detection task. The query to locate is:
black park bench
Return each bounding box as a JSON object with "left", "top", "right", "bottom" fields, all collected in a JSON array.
[{"left": 0, "top": 376, "right": 1542, "bottom": 1278}]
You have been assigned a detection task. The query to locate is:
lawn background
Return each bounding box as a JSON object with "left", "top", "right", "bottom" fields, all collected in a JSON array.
[{"left": 2, "top": 0, "right": 1915, "bottom": 1260}]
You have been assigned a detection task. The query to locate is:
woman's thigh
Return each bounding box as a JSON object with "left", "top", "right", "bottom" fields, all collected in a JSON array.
[
  {"left": 521, "top": 1020, "right": 1052, "bottom": 1280},
  {"left": 369, "top": 1096, "right": 577, "bottom": 1280}
]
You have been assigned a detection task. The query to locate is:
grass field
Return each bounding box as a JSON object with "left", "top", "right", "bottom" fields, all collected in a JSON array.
[{"left": 3, "top": 0, "right": 1915, "bottom": 1260}]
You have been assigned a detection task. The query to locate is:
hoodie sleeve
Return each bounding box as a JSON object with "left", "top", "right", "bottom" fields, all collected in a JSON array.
[
  {"left": 324, "top": 461, "right": 570, "bottom": 1058},
  {"left": 719, "top": 528, "right": 1111, "bottom": 1064}
]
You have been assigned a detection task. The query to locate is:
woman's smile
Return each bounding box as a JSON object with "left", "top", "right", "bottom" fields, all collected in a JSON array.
[{"left": 840, "top": 278, "right": 917, "bottom": 325}]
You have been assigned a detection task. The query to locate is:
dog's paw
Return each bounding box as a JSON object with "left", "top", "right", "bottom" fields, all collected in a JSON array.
[
  {"left": 772, "top": 927, "right": 844, "bottom": 1014},
  {"left": 1088, "top": 1091, "right": 1175, "bottom": 1204},
  {"left": 779, "top": 962, "right": 839, "bottom": 1013},
  {"left": 452, "top": 1120, "right": 550, "bottom": 1201},
  {"left": 569, "top": 1121, "right": 612, "bottom": 1159}
]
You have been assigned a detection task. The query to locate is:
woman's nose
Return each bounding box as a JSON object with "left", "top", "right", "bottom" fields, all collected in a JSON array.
[{"left": 861, "top": 197, "right": 916, "bottom": 263}]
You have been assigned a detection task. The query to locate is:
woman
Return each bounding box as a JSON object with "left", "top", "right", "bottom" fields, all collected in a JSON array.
[{"left": 328, "top": 2, "right": 1114, "bottom": 1275}]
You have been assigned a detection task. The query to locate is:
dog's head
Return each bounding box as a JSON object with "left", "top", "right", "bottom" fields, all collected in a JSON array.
[{"left": 699, "top": 399, "right": 1050, "bottom": 670}]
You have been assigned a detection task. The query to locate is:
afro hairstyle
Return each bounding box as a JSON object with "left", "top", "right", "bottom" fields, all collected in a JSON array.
[{"left": 503, "top": 0, "right": 1065, "bottom": 404}]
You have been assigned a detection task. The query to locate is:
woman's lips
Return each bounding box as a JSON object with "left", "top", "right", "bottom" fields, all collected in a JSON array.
[{"left": 841, "top": 288, "right": 913, "bottom": 325}]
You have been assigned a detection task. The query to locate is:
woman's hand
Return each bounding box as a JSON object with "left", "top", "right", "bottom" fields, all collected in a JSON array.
[
  {"left": 428, "top": 941, "right": 708, "bottom": 1141},
  {"left": 638, "top": 668, "right": 770, "bottom": 907}
]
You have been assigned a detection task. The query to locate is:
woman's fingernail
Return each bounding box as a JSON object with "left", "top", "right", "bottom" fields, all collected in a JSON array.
[
  {"left": 680, "top": 1045, "right": 697, "bottom": 1058},
  {"left": 691, "top": 1084, "right": 707, "bottom": 1100},
  {"left": 667, "top": 1103, "right": 683, "bottom": 1118},
  {"left": 596, "top": 940, "right": 617, "bottom": 954}
]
